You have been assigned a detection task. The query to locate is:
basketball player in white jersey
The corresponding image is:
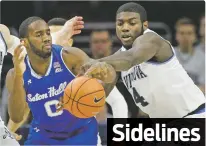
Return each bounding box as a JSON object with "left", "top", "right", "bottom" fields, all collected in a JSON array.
[
  {"left": 0, "top": 24, "right": 20, "bottom": 146},
  {"left": 80, "top": 2, "right": 205, "bottom": 118}
]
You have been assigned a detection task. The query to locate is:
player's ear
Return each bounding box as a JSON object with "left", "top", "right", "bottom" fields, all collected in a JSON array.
[{"left": 143, "top": 21, "right": 148, "bottom": 30}]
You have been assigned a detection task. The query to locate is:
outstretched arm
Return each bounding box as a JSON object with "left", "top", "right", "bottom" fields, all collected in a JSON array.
[
  {"left": 98, "top": 32, "right": 162, "bottom": 71},
  {"left": 62, "top": 47, "right": 91, "bottom": 75},
  {"left": 62, "top": 47, "right": 117, "bottom": 96}
]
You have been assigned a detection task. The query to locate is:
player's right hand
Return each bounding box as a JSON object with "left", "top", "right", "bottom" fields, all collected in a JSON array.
[
  {"left": 12, "top": 41, "right": 27, "bottom": 76},
  {"left": 79, "top": 61, "right": 116, "bottom": 84}
]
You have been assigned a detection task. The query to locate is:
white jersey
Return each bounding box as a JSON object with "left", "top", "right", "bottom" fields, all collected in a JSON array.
[
  {"left": 0, "top": 32, "right": 7, "bottom": 130},
  {"left": 0, "top": 32, "right": 7, "bottom": 75},
  {"left": 0, "top": 118, "right": 20, "bottom": 146},
  {"left": 0, "top": 32, "right": 7, "bottom": 122},
  {"left": 106, "top": 86, "right": 128, "bottom": 118},
  {"left": 0, "top": 32, "right": 20, "bottom": 146},
  {"left": 121, "top": 29, "right": 205, "bottom": 118}
]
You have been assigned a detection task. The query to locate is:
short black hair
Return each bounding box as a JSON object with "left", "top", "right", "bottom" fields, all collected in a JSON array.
[
  {"left": 175, "top": 17, "right": 196, "bottom": 30},
  {"left": 116, "top": 2, "right": 147, "bottom": 22},
  {"left": 19, "top": 16, "right": 43, "bottom": 38},
  {"left": 48, "top": 18, "right": 67, "bottom": 26}
]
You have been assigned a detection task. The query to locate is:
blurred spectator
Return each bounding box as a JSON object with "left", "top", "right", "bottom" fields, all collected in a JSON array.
[
  {"left": 195, "top": 14, "right": 205, "bottom": 53},
  {"left": 90, "top": 29, "right": 112, "bottom": 59},
  {"left": 194, "top": 14, "right": 205, "bottom": 93},
  {"left": 174, "top": 17, "right": 205, "bottom": 93}
]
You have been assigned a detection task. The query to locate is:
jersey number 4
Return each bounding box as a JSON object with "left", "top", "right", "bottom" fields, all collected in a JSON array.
[
  {"left": 44, "top": 100, "right": 63, "bottom": 117},
  {"left": 132, "top": 87, "right": 149, "bottom": 107}
]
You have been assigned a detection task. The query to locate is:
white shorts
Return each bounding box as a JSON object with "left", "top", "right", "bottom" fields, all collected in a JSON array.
[{"left": 0, "top": 120, "right": 20, "bottom": 146}]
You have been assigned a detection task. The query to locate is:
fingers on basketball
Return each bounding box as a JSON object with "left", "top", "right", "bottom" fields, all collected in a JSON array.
[
  {"left": 85, "top": 63, "right": 108, "bottom": 81},
  {"left": 78, "top": 63, "right": 92, "bottom": 77}
]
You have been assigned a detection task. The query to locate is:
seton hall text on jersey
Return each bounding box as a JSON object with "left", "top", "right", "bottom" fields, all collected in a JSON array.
[
  {"left": 27, "top": 82, "right": 67, "bottom": 102},
  {"left": 123, "top": 65, "right": 147, "bottom": 89}
]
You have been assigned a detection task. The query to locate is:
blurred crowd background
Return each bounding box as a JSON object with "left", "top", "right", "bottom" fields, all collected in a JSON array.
[{"left": 0, "top": 1, "right": 205, "bottom": 145}]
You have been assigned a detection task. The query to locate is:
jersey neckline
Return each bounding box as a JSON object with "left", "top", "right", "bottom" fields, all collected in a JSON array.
[{"left": 26, "top": 53, "right": 53, "bottom": 79}]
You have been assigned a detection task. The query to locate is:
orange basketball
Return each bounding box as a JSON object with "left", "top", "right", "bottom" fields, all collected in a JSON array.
[{"left": 63, "top": 76, "right": 106, "bottom": 118}]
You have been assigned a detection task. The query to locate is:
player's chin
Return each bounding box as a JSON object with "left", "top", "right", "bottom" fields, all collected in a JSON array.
[
  {"left": 121, "top": 38, "right": 133, "bottom": 45},
  {"left": 122, "top": 41, "right": 133, "bottom": 49}
]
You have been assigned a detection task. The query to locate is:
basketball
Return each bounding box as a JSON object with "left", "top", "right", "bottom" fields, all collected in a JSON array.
[{"left": 63, "top": 76, "right": 106, "bottom": 118}]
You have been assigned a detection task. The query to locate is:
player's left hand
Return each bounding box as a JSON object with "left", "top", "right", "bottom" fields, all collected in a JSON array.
[{"left": 79, "top": 61, "right": 116, "bottom": 83}]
